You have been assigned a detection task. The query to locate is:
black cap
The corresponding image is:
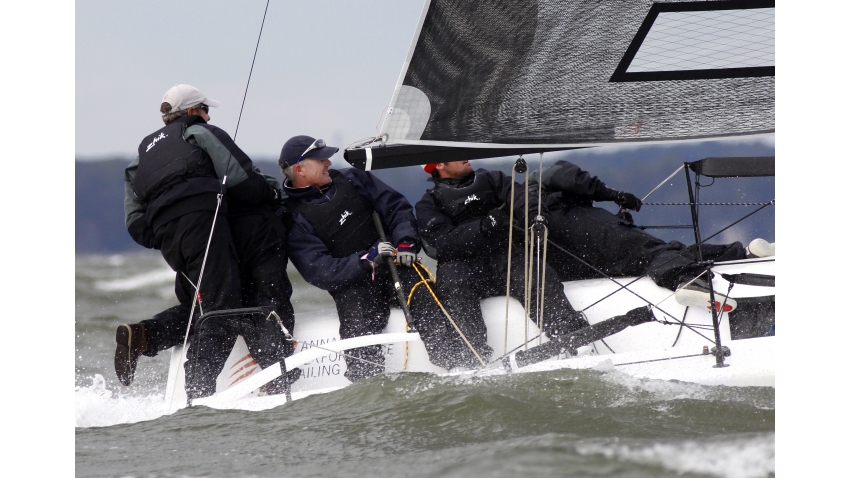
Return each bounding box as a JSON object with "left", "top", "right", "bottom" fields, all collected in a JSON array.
[{"left": 278, "top": 135, "right": 339, "bottom": 169}]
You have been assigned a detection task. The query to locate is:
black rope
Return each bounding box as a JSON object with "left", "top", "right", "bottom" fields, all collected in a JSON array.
[
  {"left": 671, "top": 307, "right": 689, "bottom": 347},
  {"left": 233, "top": 0, "right": 270, "bottom": 141}
]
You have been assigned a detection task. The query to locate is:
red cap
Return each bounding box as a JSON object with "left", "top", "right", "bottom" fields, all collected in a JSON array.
[{"left": 423, "top": 163, "right": 437, "bottom": 174}]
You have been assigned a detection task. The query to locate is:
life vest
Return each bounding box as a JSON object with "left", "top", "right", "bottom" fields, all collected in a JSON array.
[
  {"left": 133, "top": 117, "right": 216, "bottom": 205},
  {"left": 288, "top": 170, "right": 381, "bottom": 258},
  {"left": 428, "top": 172, "right": 500, "bottom": 225}
]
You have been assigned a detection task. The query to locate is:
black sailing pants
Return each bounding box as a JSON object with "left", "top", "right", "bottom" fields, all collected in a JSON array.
[
  {"left": 143, "top": 210, "right": 242, "bottom": 399},
  {"left": 229, "top": 212, "right": 299, "bottom": 387},
  {"left": 329, "top": 264, "right": 440, "bottom": 381},
  {"left": 432, "top": 250, "right": 590, "bottom": 369},
  {"left": 141, "top": 211, "right": 299, "bottom": 398},
  {"left": 545, "top": 206, "right": 747, "bottom": 290}
]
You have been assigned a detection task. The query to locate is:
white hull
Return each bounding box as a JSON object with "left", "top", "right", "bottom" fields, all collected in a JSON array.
[{"left": 165, "top": 258, "right": 774, "bottom": 412}]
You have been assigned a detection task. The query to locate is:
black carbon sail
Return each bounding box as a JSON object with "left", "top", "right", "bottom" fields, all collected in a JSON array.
[{"left": 345, "top": 0, "right": 774, "bottom": 170}]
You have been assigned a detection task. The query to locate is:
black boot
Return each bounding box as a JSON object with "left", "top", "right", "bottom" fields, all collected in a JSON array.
[{"left": 114, "top": 323, "right": 149, "bottom": 386}]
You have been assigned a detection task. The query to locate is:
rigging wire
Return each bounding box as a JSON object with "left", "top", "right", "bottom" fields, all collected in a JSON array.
[
  {"left": 167, "top": 1, "right": 270, "bottom": 409},
  {"left": 504, "top": 160, "right": 522, "bottom": 355},
  {"left": 233, "top": 0, "right": 271, "bottom": 141}
]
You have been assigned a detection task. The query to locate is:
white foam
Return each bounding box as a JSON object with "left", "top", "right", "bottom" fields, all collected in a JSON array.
[
  {"left": 576, "top": 433, "right": 775, "bottom": 478},
  {"left": 75, "top": 374, "right": 171, "bottom": 428},
  {"left": 94, "top": 268, "right": 174, "bottom": 292}
]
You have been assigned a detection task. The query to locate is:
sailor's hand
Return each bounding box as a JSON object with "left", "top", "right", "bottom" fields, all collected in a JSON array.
[
  {"left": 481, "top": 208, "right": 510, "bottom": 235},
  {"left": 395, "top": 242, "right": 417, "bottom": 267},
  {"left": 615, "top": 191, "right": 642, "bottom": 211},
  {"left": 616, "top": 209, "right": 634, "bottom": 226},
  {"left": 362, "top": 241, "right": 394, "bottom": 268}
]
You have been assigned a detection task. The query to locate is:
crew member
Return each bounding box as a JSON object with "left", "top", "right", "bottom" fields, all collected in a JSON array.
[
  {"left": 416, "top": 161, "right": 652, "bottom": 369},
  {"left": 526, "top": 159, "right": 775, "bottom": 311},
  {"left": 116, "top": 84, "right": 295, "bottom": 400},
  {"left": 279, "top": 135, "right": 439, "bottom": 380}
]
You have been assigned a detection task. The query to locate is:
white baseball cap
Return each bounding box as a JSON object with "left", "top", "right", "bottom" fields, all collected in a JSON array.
[{"left": 161, "top": 84, "right": 220, "bottom": 112}]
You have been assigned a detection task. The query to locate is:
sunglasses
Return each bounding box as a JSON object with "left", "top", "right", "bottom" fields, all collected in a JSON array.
[
  {"left": 298, "top": 138, "right": 326, "bottom": 163},
  {"left": 197, "top": 104, "right": 209, "bottom": 113}
]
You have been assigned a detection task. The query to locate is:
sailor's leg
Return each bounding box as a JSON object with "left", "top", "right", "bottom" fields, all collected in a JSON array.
[
  {"left": 546, "top": 206, "right": 680, "bottom": 283},
  {"left": 396, "top": 265, "right": 469, "bottom": 369},
  {"left": 330, "top": 277, "right": 389, "bottom": 381},
  {"left": 163, "top": 212, "right": 242, "bottom": 400},
  {"left": 240, "top": 269, "right": 301, "bottom": 392},
  {"left": 139, "top": 303, "right": 191, "bottom": 357},
  {"left": 433, "top": 259, "right": 493, "bottom": 366},
  {"left": 692, "top": 242, "right": 748, "bottom": 263},
  {"left": 507, "top": 253, "right": 589, "bottom": 340}
]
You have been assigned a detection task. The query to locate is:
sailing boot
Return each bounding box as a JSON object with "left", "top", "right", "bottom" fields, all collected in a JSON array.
[
  {"left": 114, "top": 323, "right": 148, "bottom": 386},
  {"left": 675, "top": 278, "right": 737, "bottom": 313},
  {"left": 746, "top": 238, "right": 775, "bottom": 258},
  {"left": 258, "top": 368, "right": 302, "bottom": 400}
]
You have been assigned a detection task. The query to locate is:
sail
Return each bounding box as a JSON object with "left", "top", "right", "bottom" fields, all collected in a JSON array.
[{"left": 345, "top": 0, "right": 774, "bottom": 170}]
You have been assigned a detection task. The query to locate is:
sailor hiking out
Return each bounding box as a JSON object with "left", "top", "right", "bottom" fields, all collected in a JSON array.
[
  {"left": 117, "top": 84, "right": 296, "bottom": 401},
  {"left": 279, "top": 135, "right": 440, "bottom": 380},
  {"left": 415, "top": 160, "right": 655, "bottom": 370},
  {"left": 526, "top": 160, "right": 775, "bottom": 312}
]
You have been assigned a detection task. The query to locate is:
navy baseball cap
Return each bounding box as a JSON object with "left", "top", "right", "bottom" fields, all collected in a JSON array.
[{"left": 278, "top": 135, "right": 339, "bottom": 169}]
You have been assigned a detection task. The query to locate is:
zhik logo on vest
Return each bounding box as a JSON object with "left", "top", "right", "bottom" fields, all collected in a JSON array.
[
  {"left": 339, "top": 210, "right": 352, "bottom": 225},
  {"left": 146, "top": 133, "right": 167, "bottom": 152},
  {"left": 464, "top": 194, "right": 479, "bottom": 205}
]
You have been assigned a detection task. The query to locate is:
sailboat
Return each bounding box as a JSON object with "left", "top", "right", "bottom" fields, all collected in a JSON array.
[{"left": 166, "top": 0, "right": 775, "bottom": 411}]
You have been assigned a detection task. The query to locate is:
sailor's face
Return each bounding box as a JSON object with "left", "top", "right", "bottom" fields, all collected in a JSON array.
[
  {"left": 440, "top": 160, "right": 473, "bottom": 178},
  {"left": 300, "top": 158, "right": 332, "bottom": 186}
]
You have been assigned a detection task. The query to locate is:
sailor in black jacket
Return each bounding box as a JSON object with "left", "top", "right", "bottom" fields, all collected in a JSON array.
[
  {"left": 527, "top": 160, "right": 761, "bottom": 311},
  {"left": 279, "top": 135, "right": 438, "bottom": 380},
  {"left": 116, "top": 85, "right": 292, "bottom": 400},
  {"left": 415, "top": 161, "right": 593, "bottom": 368}
]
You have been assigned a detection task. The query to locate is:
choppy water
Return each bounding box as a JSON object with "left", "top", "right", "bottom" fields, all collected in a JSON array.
[{"left": 75, "top": 252, "right": 774, "bottom": 478}]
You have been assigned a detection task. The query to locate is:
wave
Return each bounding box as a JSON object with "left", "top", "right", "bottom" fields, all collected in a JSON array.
[
  {"left": 75, "top": 374, "right": 173, "bottom": 428},
  {"left": 575, "top": 433, "right": 775, "bottom": 478},
  {"left": 94, "top": 268, "right": 174, "bottom": 291}
]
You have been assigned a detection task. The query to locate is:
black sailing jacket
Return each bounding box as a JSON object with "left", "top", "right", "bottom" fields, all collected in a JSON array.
[
  {"left": 415, "top": 169, "right": 528, "bottom": 263},
  {"left": 123, "top": 115, "right": 278, "bottom": 248}
]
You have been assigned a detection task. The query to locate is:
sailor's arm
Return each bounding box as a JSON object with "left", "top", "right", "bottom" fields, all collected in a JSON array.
[
  {"left": 185, "top": 124, "right": 278, "bottom": 205},
  {"left": 286, "top": 215, "right": 372, "bottom": 291},
  {"left": 534, "top": 160, "right": 641, "bottom": 210},
  {"left": 415, "top": 193, "right": 489, "bottom": 260},
  {"left": 123, "top": 156, "right": 156, "bottom": 249}
]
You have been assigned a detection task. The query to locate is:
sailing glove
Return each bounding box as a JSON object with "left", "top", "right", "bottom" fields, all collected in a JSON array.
[
  {"left": 361, "top": 241, "right": 394, "bottom": 271},
  {"left": 395, "top": 242, "right": 417, "bottom": 267},
  {"left": 615, "top": 191, "right": 642, "bottom": 211},
  {"left": 481, "top": 208, "right": 510, "bottom": 235}
]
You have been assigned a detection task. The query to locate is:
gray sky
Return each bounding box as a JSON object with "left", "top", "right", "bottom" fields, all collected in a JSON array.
[{"left": 76, "top": 1, "right": 424, "bottom": 159}]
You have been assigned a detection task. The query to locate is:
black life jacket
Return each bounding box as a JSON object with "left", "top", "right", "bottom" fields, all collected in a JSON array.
[
  {"left": 287, "top": 170, "right": 381, "bottom": 258},
  {"left": 429, "top": 172, "right": 500, "bottom": 225},
  {"left": 133, "top": 116, "right": 217, "bottom": 205}
]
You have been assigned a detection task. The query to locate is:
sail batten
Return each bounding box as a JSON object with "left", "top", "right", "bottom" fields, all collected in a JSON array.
[{"left": 345, "top": 0, "right": 775, "bottom": 170}]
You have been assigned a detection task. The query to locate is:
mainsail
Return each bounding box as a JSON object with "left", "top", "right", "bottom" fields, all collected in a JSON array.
[{"left": 344, "top": 0, "right": 774, "bottom": 170}]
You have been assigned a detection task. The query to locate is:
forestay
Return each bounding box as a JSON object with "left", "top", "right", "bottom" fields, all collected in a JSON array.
[{"left": 344, "top": 0, "right": 775, "bottom": 170}]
